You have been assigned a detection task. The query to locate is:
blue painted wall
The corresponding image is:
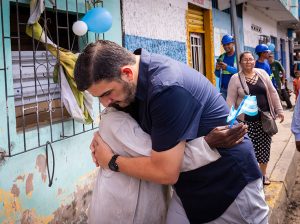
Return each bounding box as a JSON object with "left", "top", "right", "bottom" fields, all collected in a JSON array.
[
  {"left": 0, "top": 0, "right": 122, "bottom": 222},
  {"left": 212, "top": 8, "right": 244, "bottom": 90},
  {"left": 125, "top": 35, "right": 186, "bottom": 63},
  {"left": 291, "top": 0, "right": 299, "bottom": 18},
  {"left": 122, "top": 1, "right": 187, "bottom": 63},
  {"left": 298, "top": 0, "right": 300, "bottom": 18},
  {"left": 244, "top": 46, "right": 256, "bottom": 56}
]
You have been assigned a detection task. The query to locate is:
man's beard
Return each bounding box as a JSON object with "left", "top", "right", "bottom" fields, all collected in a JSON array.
[{"left": 109, "top": 81, "right": 136, "bottom": 109}]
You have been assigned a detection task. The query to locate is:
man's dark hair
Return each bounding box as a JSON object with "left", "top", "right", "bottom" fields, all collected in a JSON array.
[{"left": 74, "top": 40, "right": 136, "bottom": 91}]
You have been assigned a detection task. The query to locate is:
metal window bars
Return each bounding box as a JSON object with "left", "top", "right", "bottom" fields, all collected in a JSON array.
[
  {"left": 190, "top": 33, "right": 205, "bottom": 74},
  {"left": 0, "top": 0, "right": 104, "bottom": 157}
]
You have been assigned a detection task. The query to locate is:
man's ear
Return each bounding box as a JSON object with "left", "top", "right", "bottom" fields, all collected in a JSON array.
[{"left": 120, "top": 66, "right": 134, "bottom": 81}]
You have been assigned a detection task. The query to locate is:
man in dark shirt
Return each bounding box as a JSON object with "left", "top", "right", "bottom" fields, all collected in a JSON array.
[{"left": 74, "top": 40, "right": 269, "bottom": 223}]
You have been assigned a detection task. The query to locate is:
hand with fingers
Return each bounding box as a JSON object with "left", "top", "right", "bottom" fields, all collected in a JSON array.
[
  {"left": 90, "top": 139, "right": 99, "bottom": 167},
  {"left": 277, "top": 113, "right": 284, "bottom": 123},
  {"left": 90, "top": 132, "right": 114, "bottom": 168},
  {"left": 204, "top": 123, "right": 248, "bottom": 149},
  {"left": 219, "top": 62, "right": 227, "bottom": 70}
]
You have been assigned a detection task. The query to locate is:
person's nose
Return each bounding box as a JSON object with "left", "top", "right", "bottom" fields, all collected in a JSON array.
[{"left": 99, "top": 96, "right": 113, "bottom": 107}]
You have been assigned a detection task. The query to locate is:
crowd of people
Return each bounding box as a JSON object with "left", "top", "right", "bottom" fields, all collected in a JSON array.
[
  {"left": 216, "top": 37, "right": 287, "bottom": 185},
  {"left": 73, "top": 36, "right": 300, "bottom": 223}
]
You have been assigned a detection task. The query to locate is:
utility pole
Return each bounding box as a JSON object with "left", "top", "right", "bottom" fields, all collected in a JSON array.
[{"left": 230, "top": 0, "right": 240, "bottom": 71}]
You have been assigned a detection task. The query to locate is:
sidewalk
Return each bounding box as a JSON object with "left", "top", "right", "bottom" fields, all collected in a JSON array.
[{"left": 265, "top": 101, "right": 300, "bottom": 224}]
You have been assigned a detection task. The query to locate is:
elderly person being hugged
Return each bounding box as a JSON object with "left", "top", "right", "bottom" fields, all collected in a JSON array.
[{"left": 227, "top": 51, "right": 284, "bottom": 185}]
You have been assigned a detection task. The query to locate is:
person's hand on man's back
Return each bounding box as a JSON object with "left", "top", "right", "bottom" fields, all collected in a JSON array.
[{"left": 204, "top": 123, "right": 248, "bottom": 148}]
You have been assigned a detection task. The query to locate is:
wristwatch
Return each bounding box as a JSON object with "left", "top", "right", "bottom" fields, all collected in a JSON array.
[{"left": 108, "top": 154, "right": 120, "bottom": 172}]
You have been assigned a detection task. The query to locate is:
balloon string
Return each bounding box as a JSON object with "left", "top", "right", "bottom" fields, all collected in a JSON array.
[{"left": 71, "top": 35, "right": 76, "bottom": 51}]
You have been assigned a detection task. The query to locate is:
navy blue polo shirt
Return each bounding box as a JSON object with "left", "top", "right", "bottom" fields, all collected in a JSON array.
[{"left": 132, "top": 49, "right": 261, "bottom": 223}]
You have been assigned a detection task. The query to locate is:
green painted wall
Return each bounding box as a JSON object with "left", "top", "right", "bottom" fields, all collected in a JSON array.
[{"left": 0, "top": 0, "right": 121, "bottom": 223}]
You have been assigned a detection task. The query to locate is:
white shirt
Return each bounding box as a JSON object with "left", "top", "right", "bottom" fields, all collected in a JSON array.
[{"left": 88, "top": 108, "right": 220, "bottom": 224}]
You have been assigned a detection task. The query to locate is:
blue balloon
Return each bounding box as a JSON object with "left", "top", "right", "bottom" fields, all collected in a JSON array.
[
  {"left": 267, "top": 43, "right": 275, "bottom": 52},
  {"left": 82, "top": 7, "right": 112, "bottom": 33}
]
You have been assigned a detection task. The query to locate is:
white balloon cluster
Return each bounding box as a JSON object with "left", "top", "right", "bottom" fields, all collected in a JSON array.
[
  {"left": 72, "top": 7, "right": 112, "bottom": 36},
  {"left": 72, "top": 21, "right": 88, "bottom": 36}
]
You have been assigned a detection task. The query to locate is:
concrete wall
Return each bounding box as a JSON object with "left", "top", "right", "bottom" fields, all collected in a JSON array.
[
  {"left": 243, "top": 3, "right": 291, "bottom": 77},
  {"left": 0, "top": 0, "right": 122, "bottom": 223},
  {"left": 212, "top": 9, "right": 244, "bottom": 56},
  {"left": 122, "top": 0, "right": 213, "bottom": 63},
  {"left": 243, "top": 3, "right": 277, "bottom": 52},
  {"left": 122, "top": 0, "right": 188, "bottom": 63}
]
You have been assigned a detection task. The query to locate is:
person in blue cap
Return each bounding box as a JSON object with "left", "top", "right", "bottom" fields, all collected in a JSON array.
[
  {"left": 255, "top": 44, "right": 277, "bottom": 88},
  {"left": 215, "top": 34, "right": 238, "bottom": 99}
]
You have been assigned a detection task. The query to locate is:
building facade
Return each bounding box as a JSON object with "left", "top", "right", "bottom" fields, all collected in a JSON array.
[
  {"left": 241, "top": 0, "right": 298, "bottom": 79},
  {"left": 1, "top": 0, "right": 299, "bottom": 223},
  {"left": 0, "top": 0, "right": 121, "bottom": 223},
  {"left": 122, "top": 0, "right": 216, "bottom": 84},
  {"left": 214, "top": 0, "right": 298, "bottom": 79}
]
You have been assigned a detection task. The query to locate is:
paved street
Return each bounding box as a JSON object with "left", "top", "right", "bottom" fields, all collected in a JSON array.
[
  {"left": 284, "top": 154, "right": 300, "bottom": 223},
  {"left": 264, "top": 91, "right": 300, "bottom": 223}
]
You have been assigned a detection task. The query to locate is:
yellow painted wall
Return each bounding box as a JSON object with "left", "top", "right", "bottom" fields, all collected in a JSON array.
[{"left": 186, "top": 5, "right": 215, "bottom": 85}]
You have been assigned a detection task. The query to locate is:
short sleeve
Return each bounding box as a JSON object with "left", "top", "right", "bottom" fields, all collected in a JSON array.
[{"left": 149, "top": 86, "right": 202, "bottom": 151}]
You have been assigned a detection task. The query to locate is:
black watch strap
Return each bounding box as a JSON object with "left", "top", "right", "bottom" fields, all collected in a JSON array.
[{"left": 108, "top": 154, "right": 120, "bottom": 172}]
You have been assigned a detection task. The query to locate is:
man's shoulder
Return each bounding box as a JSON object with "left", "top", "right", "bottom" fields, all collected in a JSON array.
[
  {"left": 145, "top": 56, "right": 183, "bottom": 87},
  {"left": 274, "top": 60, "right": 282, "bottom": 65},
  {"left": 270, "top": 62, "right": 276, "bottom": 68},
  {"left": 255, "top": 60, "right": 262, "bottom": 66},
  {"left": 257, "top": 61, "right": 271, "bottom": 71},
  {"left": 264, "top": 61, "right": 271, "bottom": 66}
]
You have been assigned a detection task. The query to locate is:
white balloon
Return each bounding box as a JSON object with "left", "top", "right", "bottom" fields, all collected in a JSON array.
[{"left": 72, "top": 21, "right": 88, "bottom": 36}]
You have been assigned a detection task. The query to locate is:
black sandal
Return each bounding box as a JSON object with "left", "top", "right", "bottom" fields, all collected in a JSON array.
[{"left": 263, "top": 176, "right": 271, "bottom": 185}]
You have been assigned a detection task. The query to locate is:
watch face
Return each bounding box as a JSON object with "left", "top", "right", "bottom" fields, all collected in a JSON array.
[
  {"left": 108, "top": 155, "right": 119, "bottom": 172},
  {"left": 109, "top": 162, "right": 118, "bottom": 171}
]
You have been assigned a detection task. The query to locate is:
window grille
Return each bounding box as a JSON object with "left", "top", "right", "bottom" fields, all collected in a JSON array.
[
  {"left": 212, "top": 0, "right": 218, "bottom": 9},
  {"left": 258, "top": 35, "right": 270, "bottom": 44},
  {"left": 190, "top": 33, "right": 205, "bottom": 74},
  {"left": 0, "top": 0, "right": 104, "bottom": 157}
]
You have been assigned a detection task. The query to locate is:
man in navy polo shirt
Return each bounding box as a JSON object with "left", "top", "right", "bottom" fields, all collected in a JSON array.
[{"left": 74, "top": 40, "right": 269, "bottom": 223}]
